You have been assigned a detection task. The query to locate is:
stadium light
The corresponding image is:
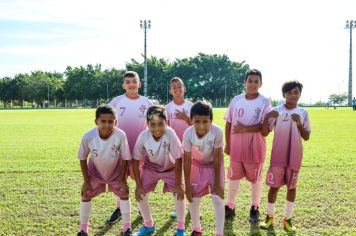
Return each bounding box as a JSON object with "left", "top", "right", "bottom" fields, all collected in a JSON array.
[
  {"left": 140, "top": 20, "right": 151, "bottom": 97},
  {"left": 345, "top": 20, "right": 356, "bottom": 106}
]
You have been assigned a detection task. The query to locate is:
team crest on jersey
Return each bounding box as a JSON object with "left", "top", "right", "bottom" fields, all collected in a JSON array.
[
  {"left": 161, "top": 141, "right": 168, "bottom": 149},
  {"left": 139, "top": 105, "right": 147, "bottom": 118},
  {"left": 206, "top": 140, "right": 214, "bottom": 150},
  {"left": 253, "top": 107, "right": 261, "bottom": 120},
  {"left": 111, "top": 145, "right": 120, "bottom": 158},
  {"left": 91, "top": 149, "right": 99, "bottom": 158}
]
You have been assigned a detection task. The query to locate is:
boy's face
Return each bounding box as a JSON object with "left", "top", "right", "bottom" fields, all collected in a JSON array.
[
  {"left": 148, "top": 116, "right": 167, "bottom": 140},
  {"left": 95, "top": 113, "right": 116, "bottom": 138},
  {"left": 283, "top": 87, "right": 301, "bottom": 106},
  {"left": 192, "top": 115, "right": 212, "bottom": 137},
  {"left": 170, "top": 80, "right": 185, "bottom": 98},
  {"left": 244, "top": 75, "right": 262, "bottom": 95},
  {"left": 122, "top": 76, "right": 141, "bottom": 94}
]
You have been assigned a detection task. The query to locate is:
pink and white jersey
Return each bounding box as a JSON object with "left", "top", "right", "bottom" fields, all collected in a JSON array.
[
  {"left": 166, "top": 100, "right": 193, "bottom": 141},
  {"left": 78, "top": 127, "right": 131, "bottom": 181},
  {"left": 183, "top": 124, "right": 224, "bottom": 165},
  {"left": 133, "top": 127, "right": 182, "bottom": 172},
  {"left": 109, "top": 94, "right": 153, "bottom": 153},
  {"left": 269, "top": 105, "right": 311, "bottom": 171},
  {"left": 224, "top": 93, "right": 272, "bottom": 163}
]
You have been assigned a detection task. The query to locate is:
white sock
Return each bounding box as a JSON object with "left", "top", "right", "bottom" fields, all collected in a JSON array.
[
  {"left": 226, "top": 179, "right": 240, "bottom": 208},
  {"left": 120, "top": 199, "right": 131, "bottom": 226},
  {"left": 189, "top": 198, "right": 201, "bottom": 232},
  {"left": 266, "top": 202, "right": 275, "bottom": 216},
  {"left": 174, "top": 194, "right": 185, "bottom": 228},
  {"left": 251, "top": 180, "right": 262, "bottom": 207},
  {"left": 138, "top": 193, "right": 153, "bottom": 225},
  {"left": 80, "top": 201, "right": 92, "bottom": 224},
  {"left": 212, "top": 195, "right": 225, "bottom": 235},
  {"left": 284, "top": 201, "right": 295, "bottom": 219}
]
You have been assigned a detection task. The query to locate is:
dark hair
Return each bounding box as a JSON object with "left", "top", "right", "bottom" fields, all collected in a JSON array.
[
  {"left": 170, "top": 77, "right": 184, "bottom": 85},
  {"left": 190, "top": 101, "right": 213, "bottom": 120},
  {"left": 244, "top": 69, "right": 262, "bottom": 82},
  {"left": 146, "top": 105, "right": 167, "bottom": 122},
  {"left": 95, "top": 104, "right": 116, "bottom": 120},
  {"left": 124, "top": 71, "right": 140, "bottom": 80},
  {"left": 282, "top": 81, "right": 303, "bottom": 94}
]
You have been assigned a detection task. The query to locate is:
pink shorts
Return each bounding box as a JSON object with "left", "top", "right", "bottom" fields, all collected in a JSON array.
[
  {"left": 82, "top": 176, "right": 129, "bottom": 201},
  {"left": 227, "top": 161, "right": 263, "bottom": 183},
  {"left": 266, "top": 166, "right": 299, "bottom": 190},
  {"left": 189, "top": 159, "right": 225, "bottom": 198},
  {"left": 141, "top": 167, "right": 177, "bottom": 193}
]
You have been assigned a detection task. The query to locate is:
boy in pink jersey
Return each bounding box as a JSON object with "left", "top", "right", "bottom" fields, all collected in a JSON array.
[
  {"left": 184, "top": 101, "right": 225, "bottom": 236},
  {"left": 224, "top": 69, "right": 272, "bottom": 224},
  {"left": 108, "top": 71, "right": 153, "bottom": 223},
  {"left": 132, "top": 105, "right": 186, "bottom": 236},
  {"left": 77, "top": 105, "right": 132, "bottom": 236},
  {"left": 166, "top": 77, "right": 193, "bottom": 142},
  {"left": 260, "top": 81, "right": 310, "bottom": 233},
  {"left": 166, "top": 77, "right": 193, "bottom": 219}
]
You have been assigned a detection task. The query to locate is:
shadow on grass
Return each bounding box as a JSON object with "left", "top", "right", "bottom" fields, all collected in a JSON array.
[
  {"left": 94, "top": 214, "right": 143, "bottom": 236},
  {"left": 155, "top": 218, "right": 175, "bottom": 235},
  {"left": 224, "top": 217, "right": 236, "bottom": 236},
  {"left": 249, "top": 222, "right": 262, "bottom": 236}
]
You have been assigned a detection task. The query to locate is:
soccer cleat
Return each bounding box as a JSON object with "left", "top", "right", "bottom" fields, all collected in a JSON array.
[
  {"left": 77, "top": 230, "right": 88, "bottom": 236},
  {"left": 225, "top": 205, "right": 236, "bottom": 219},
  {"left": 107, "top": 208, "right": 122, "bottom": 224},
  {"left": 190, "top": 231, "right": 202, "bottom": 236},
  {"left": 170, "top": 210, "right": 177, "bottom": 219},
  {"left": 283, "top": 218, "right": 296, "bottom": 233},
  {"left": 123, "top": 228, "right": 133, "bottom": 236},
  {"left": 175, "top": 229, "right": 186, "bottom": 236},
  {"left": 249, "top": 206, "right": 260, "bottom": 223},
  {"left": 133, "top": 225, "right": 155, "bottom": 236},
  {"left": 260, "top": 215, "right": 274, "bottom": 229}
]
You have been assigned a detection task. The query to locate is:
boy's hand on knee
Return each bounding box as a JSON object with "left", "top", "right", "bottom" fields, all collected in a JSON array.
[
  {"left": 212, "top": 184, "right": 224, "bottom": 199},
  {"left": 81, "top": 182, "right": 92, "bottom": 197},
  {"left": 135, "top": 186, "right": 145, "bottom": 202},
  {"left": 176, "top": 185, "right": 185, "bottom": 201},
  {"left": 119, "top": 181, "right": 129, "bottom": 193},
  {"left": 185, "top": 186, "right": 193, "bottom": 203},
  {"left": 224, "top": 145, "right": 230, "bottom": 155}
]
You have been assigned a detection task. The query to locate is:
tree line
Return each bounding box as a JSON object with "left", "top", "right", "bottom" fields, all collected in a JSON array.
[{"left": 0, "top": 53, "right": 249, "bottom": 108}]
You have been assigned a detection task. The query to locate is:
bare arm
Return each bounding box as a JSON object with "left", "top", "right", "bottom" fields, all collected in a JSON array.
[
  {"left": 261, "top": 110, "right": 279, "bottom": 137},
  {"left": 224, "top": 122, "right": 231, "bottom": 155},
  {"left": 212, "top": 147, "right": 224, "bottom": 199},
  {"left": 80, "top": 159, "right": 92, "bottom": 197},
  {"left": 183, "top": 151, "right": 193, "bottom": 202},
  {"left": 291, "top": 114, "right": 310, "bottom": 141},
  {"left": 133, "top": 159, "right": 145, "bottom": 201},
  {"left": 175, "top": 158, "right": 184, "bottom": 200},
  {"left": 232, "top": 122, "right": 262, "bottom": 133}
]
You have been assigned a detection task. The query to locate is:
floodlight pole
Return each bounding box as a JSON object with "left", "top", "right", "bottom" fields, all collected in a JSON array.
[
  {"left": 346, "top": 20, "right": 355, "bottom": 106},
  {"left": 140, "top": 20, "right": 151, "bottom": 97}
]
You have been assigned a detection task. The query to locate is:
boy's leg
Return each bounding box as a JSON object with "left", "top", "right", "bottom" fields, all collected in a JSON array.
[
  {"left": 226, "top": 179, "right": 240, "bottom": 209},
  {"left": 119, "top": 198, "right": 131, "bottom": 232},
  {"left": 174, "top": 194, "right": 186, "bottom": 231},
  {"left": 80, "top": 201, "right": 92, "bottom": 233},
  {"left": 107, "top": 197, "right": 122, "bottom": 223},
  {"left": 138, "top": 193, "right": 154, "bottom": 227},
  {"left": 283, "top": 189, "right": 297, "bottom": 233},
  {"left": 189, "top": 198, "right": 202, "bottom": 233},
  {"left": 225, "top": 161, "right": 244, "bottom": 218},
  {"left": 211, "top": 195, "right": 225, "bottom": 236}
]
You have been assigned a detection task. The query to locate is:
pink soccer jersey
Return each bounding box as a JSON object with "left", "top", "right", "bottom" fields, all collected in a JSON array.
[
  {"left": 109, "top": 94, "right": 153, "bottom": 153},
  {"left": 224, "top": 93, "right": 272, "bottom": 163},
  {"left": 133, "top": 127, "right": 182, "bottom": 172},
  {"left": 78, "top": 127, "right": 131, "bottom": 181},
  {"left": 166, "top": 100, "right": 193, "bottom": 141},
  {"left": 183, "top": 124, "right": 224, "bottom": 165},
  {"left": 269, "top": 105, "right": 311, "bottom": 171}
]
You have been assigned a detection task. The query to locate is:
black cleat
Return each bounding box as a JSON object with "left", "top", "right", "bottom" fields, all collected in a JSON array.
[
  {"left": 123, "top": 228, "right": 133, "bottom": 236},
  {"left": 225, "top": 205, "right": 236, "bottom": 219},
  {"left": 107, "top": 208, "right": 122, "bottom": 224},
  {"left": 77, "top": 230, "right": 88, "bottom": 236},
  {"left": 249, "top": 206, "right": 260, "bottom": 223}
]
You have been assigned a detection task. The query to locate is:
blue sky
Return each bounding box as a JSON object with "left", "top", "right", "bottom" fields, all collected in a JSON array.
[{"left": 0, "top": 0, "right": 355, "bottom": 103}]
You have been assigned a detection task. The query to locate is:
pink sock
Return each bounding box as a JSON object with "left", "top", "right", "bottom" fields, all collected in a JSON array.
[
  {"left": 227, "top": 202, "right": 235, "bottom": 209},
  {"left": 123, "top": 223, "right": 131, "bottom": 231},
  {"left": 193, "top": 226, "right": 202, "bottom": 232},
  {"left": 144, "top": 220, "right": 154, "bottom": 228},
  {"left": 177, "top": 221, "right": 185, "bottom": 230},
  {"left": 216, "top": 233, "right": 223, "bottom": 236},
  {"left": 80, "top": 224, "right": 88, "bottom": 233}
]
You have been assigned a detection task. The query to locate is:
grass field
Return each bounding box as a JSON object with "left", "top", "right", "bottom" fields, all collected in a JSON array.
[{"left": 0, "top": 108, "right": 355, "bottom": 236}]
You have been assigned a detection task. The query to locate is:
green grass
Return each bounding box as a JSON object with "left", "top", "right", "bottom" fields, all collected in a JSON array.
[{"left": 0, "top": 108, "right": 356, "bottom": 235}]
